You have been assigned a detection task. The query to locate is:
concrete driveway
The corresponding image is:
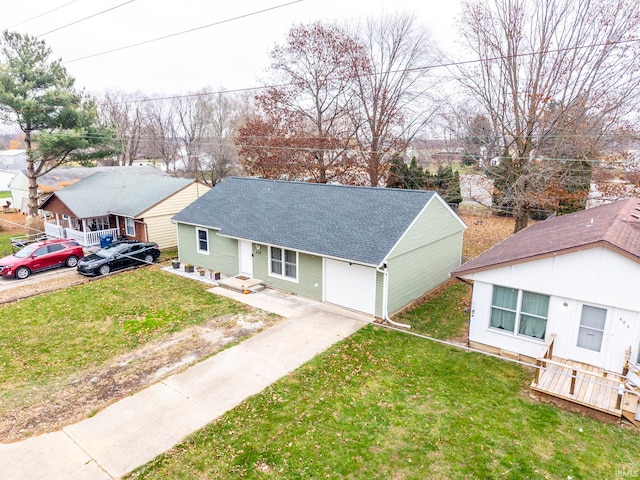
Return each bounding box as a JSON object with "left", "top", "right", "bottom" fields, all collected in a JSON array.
[{"left": 0, "top": 287, "right": 370, "bottom": 480}]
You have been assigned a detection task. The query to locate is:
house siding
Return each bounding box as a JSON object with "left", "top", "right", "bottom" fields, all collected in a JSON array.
[
  {"left": 143, "top": 183, "right": 209, "bottom": 218},
  {"left": 465, "top": 248, "right": 640, "bottom": 372},
  {"left": 253, "top": 244, "right": 323, "bottom": 300},
  {"left": 144, "top": 214, "right": 177, "bottom": 249},
  {"left": 143, "top": 183, "right": 210, "bottom": 249},
  {"left": 41, "top": 196, "right": 75, "bottom": 217},
  {"left": 385, "top": 198, "right": 465, "bottom": 315},
  {"left": 389, "top": 197, "right": 464, "bottom": 258},
  {"left": 10, "top": 172, "right": 29, "bottom": 213},
  {"left": 177, "top": 224, "right": 239, "bottom": 275},
  {"left": 387, "top": 232, "right": 463, "bottom": 315}
]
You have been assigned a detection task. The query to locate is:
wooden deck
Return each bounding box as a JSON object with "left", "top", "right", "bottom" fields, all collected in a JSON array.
[{"left": 531, "top": 357, "right": 624, "bottom": 417}]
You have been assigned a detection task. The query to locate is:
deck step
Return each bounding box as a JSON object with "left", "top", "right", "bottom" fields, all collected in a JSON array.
[
  {"left": 620, "top": 387, "right": 640, "bottom": 428},
  {"left": 621, "top": 409, "right": 640, "bottom": 428}
]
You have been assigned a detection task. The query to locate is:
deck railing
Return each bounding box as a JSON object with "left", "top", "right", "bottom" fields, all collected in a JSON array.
[{"left": 534, "top": 333, "right": 556, "bottom": 384}]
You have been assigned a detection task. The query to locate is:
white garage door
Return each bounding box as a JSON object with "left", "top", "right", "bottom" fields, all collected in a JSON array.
[{"left": 324, "top": 259, "right": 376, "bottom": 315}]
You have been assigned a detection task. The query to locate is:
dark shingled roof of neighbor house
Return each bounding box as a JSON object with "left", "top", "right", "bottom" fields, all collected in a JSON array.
[
  {"left": 172, "top": 176, "right": 448, "bottom": 266},
  {"left": 452, "top": 197, "right": 640, "bottom": 276}
]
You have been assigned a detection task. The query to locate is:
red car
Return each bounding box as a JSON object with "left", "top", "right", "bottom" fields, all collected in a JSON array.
[{"left": 0, "top": 238, "right": 85, "bottom": 279}]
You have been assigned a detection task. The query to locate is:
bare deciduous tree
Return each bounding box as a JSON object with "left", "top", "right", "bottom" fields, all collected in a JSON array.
[
  {"left": 456, "top": 0, "right": 640, "bottom": 231},
  {"left": 197, "top": 91, "right": 244, "bottom": 186},
  {"left": 143, "top": 97, "right": 181, "bottom": 172},
  {"left": 98, "top": 90, "right": 146, "bottom": 166},
  {"left": 348, "top": 12, "right": 441, "bottom": 186},
  {"left": 173, "top": 91, "right": 214, "bottom": 175}
]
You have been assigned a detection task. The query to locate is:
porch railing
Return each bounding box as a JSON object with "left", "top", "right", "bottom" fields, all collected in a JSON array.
[
  {"left": 66, "top": 228, "right": 119, "bottom": 247},
  {"left": 44, "top": 222, "right": 65, "bottom": 239}
]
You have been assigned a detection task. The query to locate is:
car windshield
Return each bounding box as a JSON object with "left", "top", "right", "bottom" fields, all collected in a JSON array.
[
  {"left": 95, "top": 245, "right": 125, "bottom": 259},
  {"left": 13, "top": 244, "right": 38, "bottom": 258}
]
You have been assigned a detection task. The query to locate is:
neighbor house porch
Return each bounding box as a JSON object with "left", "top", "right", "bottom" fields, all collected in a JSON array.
[
  {"left": 531, "top": 334, "right": 640, "bottom": 427},
  {"left": 43, "top": 212, "right": 120, "bottom": 247}
]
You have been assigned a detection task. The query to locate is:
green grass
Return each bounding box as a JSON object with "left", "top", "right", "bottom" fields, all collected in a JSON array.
[
  {"left": 0, "top": 268, "right": 246, "bottom": 396},
  {"left": 159, "top": 246, "right": 178, "bottom": 263},
  {"left": 128, "top": 326, "right": 640, "bottom": 479},
  {"left": 0, "top": 191, "right": 10, "bottom": 199},
  {"left": 0, "top": 231, "right": 14, "bottom": 257},
  {"left": 395, "top": 280, "right": 471, "bottom": 339}
]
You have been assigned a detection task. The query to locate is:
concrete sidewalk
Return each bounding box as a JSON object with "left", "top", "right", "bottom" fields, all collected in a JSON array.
[{"left": 0, "top": 288, "right": 370, "bottom": 480}]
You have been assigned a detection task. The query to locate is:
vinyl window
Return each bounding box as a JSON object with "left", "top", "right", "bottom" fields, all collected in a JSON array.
[
  {"left": 269, "top": 247, "right": 297, "bottom": 281},
  {"left": 125, "top": 217, "right": 135, "bottom": 236},
  {"left": 196, "top": 228, "right": 209, "bottom": 254},
  {"left": 490, "top": 285, "right": 549, "bottom": 340}
]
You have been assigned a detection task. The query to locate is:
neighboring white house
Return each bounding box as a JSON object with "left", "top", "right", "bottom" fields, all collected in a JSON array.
[
  {"left": 0, "top": 149, "right": 27, "bottom": 170},
  {"left": 0, "top": 169, "right": 19, "bottom": 193},
  {"left": 0, "top": 150, "right": 26, "bottom": 196},
  {"left": 452, "top": 199, "right": 640, "bottom": 373},
  {"left": 451, "top": 199, "right": 640, "bottom": 423}
]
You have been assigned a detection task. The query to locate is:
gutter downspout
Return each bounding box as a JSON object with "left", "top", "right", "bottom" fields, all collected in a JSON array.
[{"left": 376, "top": 263, "right": 411, "bottom": 329}]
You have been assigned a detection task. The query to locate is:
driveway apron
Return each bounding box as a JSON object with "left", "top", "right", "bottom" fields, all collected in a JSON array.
[{"left": 0, "top": 287, "right": 369, "bottom": 480}]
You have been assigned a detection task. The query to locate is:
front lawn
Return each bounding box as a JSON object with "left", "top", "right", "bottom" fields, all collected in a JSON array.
[
  {"left": 0, "top": 269, "right": 246, "bottom": 402},
  {"left": 129, "top": 326, "right": 640, "bottom": 479}
]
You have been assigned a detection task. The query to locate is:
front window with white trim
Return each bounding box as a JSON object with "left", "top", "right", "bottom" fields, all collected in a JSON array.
[
  {"left": 269, "top": 246, "right": 297, "bottom": 281},
  {"left": 125, "top": 217, "right": 135, "bottom": 236},
  {"left": 196, "top": 228, "right": 209, "bottom": 254},
  {"left": 490, "top": 285, "right": 549, "bottom": 340}
]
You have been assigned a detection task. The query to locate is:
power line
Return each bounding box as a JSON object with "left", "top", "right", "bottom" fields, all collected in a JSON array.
[
  {"left": 5, "top": 0, "right": 79, "bottom": 30},
  {"left": 37, "top": 0, "right": 138, "bottom": 38},
  {"left": 22, "top": 129, "right": 639, "bottom": 166},
  {"left": 62, "top": 0, "right": 304, "bottom": 64}
]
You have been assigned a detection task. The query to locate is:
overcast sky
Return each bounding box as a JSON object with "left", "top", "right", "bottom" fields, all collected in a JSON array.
[{"left": 1, "top": 0, "right": 463, "bottom": 96}]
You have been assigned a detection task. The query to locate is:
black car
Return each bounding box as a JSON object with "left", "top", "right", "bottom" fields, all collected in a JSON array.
[{"left": 77, "top": 241, "right": 161, "bottom": 276}]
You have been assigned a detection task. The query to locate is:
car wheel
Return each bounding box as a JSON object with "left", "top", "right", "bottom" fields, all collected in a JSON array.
[
  {"left": 65, "top": 255, "right": 79, "bottom": 267},
  {"left": 143, "top": 254, "right": 154, "bottom": 264},
  {"left": 15, "top": 266, "right": 30, "bottom": 279},
  {"left": 98, "top": 264, "right": 111, "bottom": 275}
]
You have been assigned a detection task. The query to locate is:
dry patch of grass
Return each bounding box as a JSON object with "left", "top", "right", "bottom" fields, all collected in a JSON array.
[{"left": 459, "top": 214, "right": 518, "bottom": 259}]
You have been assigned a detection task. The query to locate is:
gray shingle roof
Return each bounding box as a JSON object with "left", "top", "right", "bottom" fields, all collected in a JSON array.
[
  {"left": 36, "top": 165, "right": 166, "bottom": 190},
  {"left": 51, "top": 172, "right": 194, "bottom": 218},
  {"left": 452, "top": 197, "right": 640, "bottom": 276},
  {"left": 172, "top": 176, "right": 440, "bottom": 266}
]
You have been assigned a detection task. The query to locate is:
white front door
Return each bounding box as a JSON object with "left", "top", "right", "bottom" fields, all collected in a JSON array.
[
  {"left": 571, "top": 304, "right": 608, "bottom": 366},
  {"left": 238, "top": 240, "right": 253, "bottom": 277}
]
